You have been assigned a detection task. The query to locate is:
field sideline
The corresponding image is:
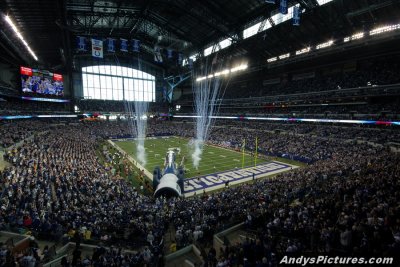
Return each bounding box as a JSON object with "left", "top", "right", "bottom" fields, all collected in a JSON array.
[{"left": 114, "top": 136, "right": 268, "bottom": 179}]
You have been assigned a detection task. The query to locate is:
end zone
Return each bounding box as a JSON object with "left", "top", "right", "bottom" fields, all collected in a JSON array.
[{"left": 183, "top": 161, "right": 299, "bottom": 197}]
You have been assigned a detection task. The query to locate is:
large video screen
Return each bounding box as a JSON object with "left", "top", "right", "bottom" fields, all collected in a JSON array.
[{"left": 20, "top": 66, "right": 64, "bottom": 96}]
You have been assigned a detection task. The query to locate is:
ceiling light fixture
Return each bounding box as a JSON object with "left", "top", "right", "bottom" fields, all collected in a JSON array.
[{"left": 4, "top": 15, "right": 38, "bottom": 61}]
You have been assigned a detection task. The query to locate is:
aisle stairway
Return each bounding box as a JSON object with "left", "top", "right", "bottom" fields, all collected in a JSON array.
[
  {"left": 0, "top": 149, "right": 10, "bottom": 170},
  {"left": 163, "top": 223, "right": 176, "bottom": 254}
]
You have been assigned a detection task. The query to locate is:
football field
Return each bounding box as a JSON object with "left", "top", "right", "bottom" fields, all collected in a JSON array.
[{"left": 113, "top": 136, "right": 268, "bottom": 178}]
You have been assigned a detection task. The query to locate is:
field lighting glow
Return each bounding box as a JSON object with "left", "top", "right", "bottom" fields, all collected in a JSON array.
[
  {"left": 196, "top": 64, "right": 247, "bottom": 82},
  {"left": 295, "top": 47, "right": 311, "bottom": 55},
  {"left": 316, "top": 40, "right": 334, "bottom": 50},
  {"left": 221, "top": 69, "right": 230, "bottom": 75},
  {"left": 230, "top": 64, "right": 248, "bottom": 72},
  {"left": 370, "top": 23, "right": 400, "bottom": 36},
  {"left": 4, "top": 15, "right": 38, "bottom": 61}
]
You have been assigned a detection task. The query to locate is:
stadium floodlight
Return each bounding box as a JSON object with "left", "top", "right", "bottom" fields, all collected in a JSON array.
[
  {"left": 351, "top": 32, "right": 364, "bottom": 40},
  {"left": 4, "top": 15, "right": 38, "bottom": 61},
  {"left": 369, "top": 24, "right": 400, "bottom": 36},
  {"left": 230, "top": 64, "right": 248, "bottom": 72},
  {"left": 316, "top": 40, "right": 334, "bottom": 50},
  {"left": 230, "top": 66, "right": 240, "bottom": 73},
  {"left": 278, "top": 53, "right": 290, "bottom": 59},
  {"left": 344, "top": 32, "right": 364, "bottom": 43},
  {"left": 196, "top": 65, "right": 247, "bottom": 82},
  {"left": 221, "top": 69, "right": 230, "bottom": 75},
  {"left": 267, "top": 57, "right": 277, "bottom": 63},
  {"left": 295, "top": 47, "right": 310, "bottom": 55}
]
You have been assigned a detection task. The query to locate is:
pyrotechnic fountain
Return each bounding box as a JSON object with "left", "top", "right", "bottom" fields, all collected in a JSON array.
[
  {"left": 191, "top": 62, "right": 224, "bottom": 169},
  {"left": 125, "top": 100, "right": 149, "bottom": 166}
]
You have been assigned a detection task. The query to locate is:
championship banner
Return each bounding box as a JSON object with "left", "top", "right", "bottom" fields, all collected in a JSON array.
[
  {"left": 132, "top": 39, "right": 140, "bottom": 52},
  {"left": 107, "top": 38, "right": 115, "bottom": 52},
  {"left": 293, "top": 6, "right": 301, "bottom": 26},
  {"left": 167, "top": 49, "right": 173, "bottom": 59},
  {"left": 76, "top": 36, "right": 87, "bottom": 51},
  {"left": 188, "top": 58, "right": 193, "bottom": 69},
  {"left": 120, "top": 38, "right": 128, "bottom": 52},
  {"left": 154, "top": 47, "right": 163, "bottom": 63},
  {"left": 280, "top": 0, "right": 288, "bottom": 14},
  {"left": 91, "top": 39, "right": 103, "bottom": 58},
  {"left": 178, "top": 53, "right": 183, "bottom": 66},
  {"left": 162, "top": 86, "right": 167, "bottom": 102}
]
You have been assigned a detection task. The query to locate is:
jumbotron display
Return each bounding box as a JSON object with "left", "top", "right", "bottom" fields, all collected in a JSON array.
[{"left": 20, "top": 66, "right": 64, "bottom": 96}]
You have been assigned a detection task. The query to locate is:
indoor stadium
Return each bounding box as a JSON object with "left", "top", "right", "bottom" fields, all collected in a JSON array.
[{"left": 0, "top": 0, "right": 399, "bottom": 266}]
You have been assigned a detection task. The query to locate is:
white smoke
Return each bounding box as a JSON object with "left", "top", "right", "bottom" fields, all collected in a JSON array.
[
  {"left": 191, "top": 139, "right": 203, "bottom": 169},
  {"left": 136, "top": 142, "right": 146, "bottom": 166}
]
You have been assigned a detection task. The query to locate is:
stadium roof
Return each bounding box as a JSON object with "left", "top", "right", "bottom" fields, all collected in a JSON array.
[{"left": 0, "top": 0, "right": 400, "bottom": 69}]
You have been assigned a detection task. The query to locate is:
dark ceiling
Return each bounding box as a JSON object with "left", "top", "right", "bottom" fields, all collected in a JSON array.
[{"left": 0, "top": 0, "right": 400, "bottom": 70}]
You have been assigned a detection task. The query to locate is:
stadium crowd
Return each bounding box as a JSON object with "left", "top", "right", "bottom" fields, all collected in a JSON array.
[
  {"left": 0, "top": 99, "right": 70, "bottom": 115},
  {"left": 213, "top": 120, "right": 400, "bottom": 145},
  {"left": 0, "top": 119, "right": 399, "bottom": 266},
  {"left": 0, "top": 121, "right": 48, "bottom": 148},
  {"left": 212, "top": 103, "right": 400, "bottom": 120},
  {"left": 223, "top": 57, "right": 400, "bottom": 99}
]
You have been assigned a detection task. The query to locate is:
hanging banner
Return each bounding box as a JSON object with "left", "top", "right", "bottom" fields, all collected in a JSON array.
[
  {"left": 293, "top": 6, "right": 301, "bottom": 26},
  {"left": 120, "top": 38, "right": 128, "bottom": 52},
  {"left": 132, "top": 39, "right": 140, "bottom": 52},
  {"left": 162, "top": 86, "right": 168, "bottom": 102},
  {"left": 107, "top": 38, "right": 115, "bottom": 52},
  {"left": 91, "top": 39, "right": 103, "bottom": 58},
  {"left": 280, "top": 0, "right": 288, "bottom": 14},
  {"left": 76, "top": 36, "right": 87, "bottom": 51},
  {"left": 154, "top": 47, "right": 163, "bottom": 63},
  {"left": 188, "top": 58, "right": 193, "bottom": 69},
  {"left": 178, "top": 53, "right": 183, "bottom": 66},
  {"left": 167, "top": 49, "right": 173, "bottom": 59}
]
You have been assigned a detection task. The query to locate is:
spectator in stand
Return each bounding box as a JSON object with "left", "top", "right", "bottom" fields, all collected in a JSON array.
[{"left": 0, "top": 118, "right": 399, "bottom": 266}]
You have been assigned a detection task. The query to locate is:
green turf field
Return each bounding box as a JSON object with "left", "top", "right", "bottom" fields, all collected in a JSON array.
[{"left": 114, "top": 136, "right": 267, "bottom": 178}]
